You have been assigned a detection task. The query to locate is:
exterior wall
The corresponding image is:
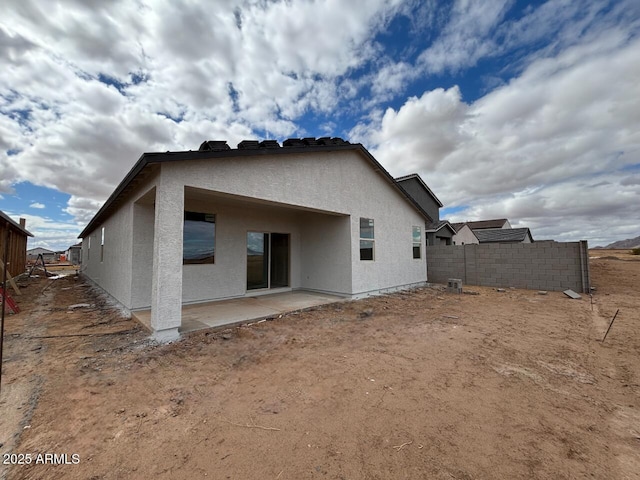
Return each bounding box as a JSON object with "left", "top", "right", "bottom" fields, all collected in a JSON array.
[
  {"left": 0, "top": 222, "right": 28, "bottom": 278},
  {"left": 131, "top": 195, "right": 155, "bottom": 310},
  {"left": 425, "top": 241, "right": 591, "bottom": 293},
  {"left": 164, "top": 150, "right": 427, "bottom": 297},
  {"left": 397, "top": 177, "right": 440, "bottom": 222},
  {"left": 129, "top": 199, "right": 353, "bottom": 310},
  {"left": 452, "top": 225, "right": 479, "bottom": 245},
  {"left": 81, "top": 206, "right": 134, "bottom": 308},
  {"left": 299, "top": 213, "right": 351, "bottom": 294},
  {"left": 180, "top": 200, "right": 305, "bottom": 305},
  {"left": 82, "top": 173, "right": 159, "bottom": 310}
]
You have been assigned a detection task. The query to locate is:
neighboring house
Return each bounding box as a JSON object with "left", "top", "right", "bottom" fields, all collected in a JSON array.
[
  {"left": 425, "top": 220, "right": 456, "bottom": 246},
  {"left": 474, "top": 228, "right": 534, "bottom": 244},
  {"left": 451, "top": 223, "right": 479, "bottom": 245},
  {"left": 0, "top": 210, "right": 33, "bottom": 277},
  {"left": 395, "top": 174, "right": 455, "bottom": 245},
  {"left": 79, "top": 138, "right": 431, "bottom": 340},
  {"left": 27, "top": 247, "right": 57, "bottom": 262},
  {"left": 66, "top": 243, "right": 82, "bottom": 265}
]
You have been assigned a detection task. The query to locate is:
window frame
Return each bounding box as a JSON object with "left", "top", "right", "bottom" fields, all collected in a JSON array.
[
  {"left": 359, "top": 217, "right": 375, "bottom": 261},
  {"left": 100, "top": 227, "right": 105, "bottom": 263},
  {"left": 412, "top": 226, "right": 422, "bottom": 259}
]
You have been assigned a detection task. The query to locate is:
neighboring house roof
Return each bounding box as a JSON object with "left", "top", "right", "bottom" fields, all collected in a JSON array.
[
  {"left": 451, "top": 222, "right": 465, "bottom": 232},
  {"left": 68, "top": 243, "right": 82, "bottom": 249},
  {"left": 425, "top": 220, "right": 456, "bottom": 235},
  {"left": 394, "top": 173, "right": 444, "bottom": 207},
  {"left": 0, "top": 210, "right": 34, "bottom": 237},
  {"left": 27, "top": 247, "right": 56, "bottom": 254},
  {"left": 465, "top": 219, "right": 510, "bottom": 230},
  {"left": 79, "top": 138, "right": 432, "bottom": 238},
  {"left": 474, "top": 228, "right": 533, "bottom": 243}
]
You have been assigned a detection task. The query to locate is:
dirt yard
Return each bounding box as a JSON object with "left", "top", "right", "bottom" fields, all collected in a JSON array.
[{"left": 1, "top": 251, "right": 639, "bottom": 479}]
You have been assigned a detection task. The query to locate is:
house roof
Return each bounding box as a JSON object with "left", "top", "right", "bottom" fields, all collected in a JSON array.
[
  {"left": 474, "top": 228, "right": 533, "bottom": 243},
  {"left": 79, "top": 137, "right": 432, "bottom": 238},
  {"left": 394, "top": 173, "right": 444, "bottom": 207},
  {"left": 27, "top": 247, "right": 55, "bottom": 254},
  {"left": 425, "top": 220, "right": 456, "bottom": 235},
  {"left": 0, "top": 210, "right": 33, "bottom": 237},
  {"left": 465, "top": 219, "right": 510, "bottom": 230},
  {"left": 451, "top": 222, "right": 465, "bottom": 232}
]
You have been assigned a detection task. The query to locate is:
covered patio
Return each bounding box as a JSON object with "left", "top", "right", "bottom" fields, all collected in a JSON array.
[{"left": 132, "top": 290, "right": 345, "bottom": 334}]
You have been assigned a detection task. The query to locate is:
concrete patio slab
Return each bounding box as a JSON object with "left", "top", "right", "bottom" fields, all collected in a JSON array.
[{"left": 132, "top": 290, "right": 346, "bottom": 334}]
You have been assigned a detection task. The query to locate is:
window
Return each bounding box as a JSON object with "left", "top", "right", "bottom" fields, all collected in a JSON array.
[
  {"left": 183, "top": 212, "right": 216, "bottom": 264},
  {"left": 412, "top": 226, "right": 422, "bottom": 259},
  {"left": 87, "top": 237, "right": 91, "bottom": 260},
  {"left": 100, "top": 227, "right": 105, "bottom": 262},
  {"left": 360, "top": 218, "right": 374, "bottom": 261}
]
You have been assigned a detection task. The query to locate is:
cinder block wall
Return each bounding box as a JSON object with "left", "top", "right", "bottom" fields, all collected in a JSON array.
[{"left": 426, "top": 241, "right": 590, "bottom": 293}]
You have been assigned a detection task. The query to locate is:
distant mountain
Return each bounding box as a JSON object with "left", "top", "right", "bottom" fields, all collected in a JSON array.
[{"left": 604, "top": 236, "right": 640, "bottom": 249}]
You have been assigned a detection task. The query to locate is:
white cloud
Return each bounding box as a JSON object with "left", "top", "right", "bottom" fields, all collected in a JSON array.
[
  {"left": 29, "top": 202, "right": 45, "bottom": 209},
  {"left": 418, "top": 0, "right": 511, "bottom": 74},
  {"left": 352, "top": 31, "right": 640, "bottom": 245},
  {"left": 7, "top": 212, "right": 82, "bottom": 251},
  {"left": 0, "top": 0, "right": 407, "bottom": 227}
]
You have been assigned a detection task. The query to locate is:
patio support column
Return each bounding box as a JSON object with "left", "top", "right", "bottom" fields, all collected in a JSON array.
[{"left": 150, "top": 176, "right": 183, "bottom": 341}]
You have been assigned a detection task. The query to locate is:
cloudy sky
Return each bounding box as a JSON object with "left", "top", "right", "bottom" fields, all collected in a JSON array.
[{"left": 1, "top": 0, "right": 638, "bottom": 249}]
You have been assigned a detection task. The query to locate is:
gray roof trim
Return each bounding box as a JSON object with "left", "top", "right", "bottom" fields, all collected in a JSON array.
[
  {"left": 474, "top": 228, "right": 533, "bottom": 243},
  {"left": 0, "top": 210, "right": 33, "bottom": 237},
  {"left": 79, "top": 142, "right": 431, "bottom": 238},
  {"left": 394, "top": 173, "right": 444, "bottom": 207}
]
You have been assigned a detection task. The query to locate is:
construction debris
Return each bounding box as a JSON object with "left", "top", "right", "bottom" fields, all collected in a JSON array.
[
  {"left": 563, "top": 289, "right": 582, "bottom": 300},
  {"left": 447, "top": 278, "right": 463, "bottom": 294},
  {"left": 538, "top": 291, "right": 548, "bottom": 295}
]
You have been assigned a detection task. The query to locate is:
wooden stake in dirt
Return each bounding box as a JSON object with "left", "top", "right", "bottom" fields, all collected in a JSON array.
[
  {"left": 601, "top": 309, "right": 620, "bottom": 343},
  {"left": 0, "top": 259, "right": 21, "bottom": 295}
]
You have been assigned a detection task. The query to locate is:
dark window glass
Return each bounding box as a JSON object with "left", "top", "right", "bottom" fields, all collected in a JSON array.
[{"left": 183, "top": 212, "right": 215, "bottom": 264}]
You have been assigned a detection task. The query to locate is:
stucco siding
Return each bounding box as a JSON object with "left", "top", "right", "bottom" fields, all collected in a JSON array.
[
  {"left": 164, "top": 151, "right": 427, "bottom": 296},
  {"left": 180, "top": 200, "right": 305, "bottom": 305},
  {"left": 81, "top": 204, "right": 134, "bottom": 308},
  {"left": 83, "top": 173, "right": 159, "bottom": 310},
  {"left": 299, "top": 213, "right": 351, "bottom": 295}
]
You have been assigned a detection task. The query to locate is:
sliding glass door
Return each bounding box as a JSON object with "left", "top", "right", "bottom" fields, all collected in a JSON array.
[{"left": 247, "top": 232, "right": 289, "bottom": 290}]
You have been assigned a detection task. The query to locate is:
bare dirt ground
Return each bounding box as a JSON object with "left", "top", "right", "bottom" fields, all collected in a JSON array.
[{"left": 1, "top": 250, "right": 639, "bottom": 479}]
